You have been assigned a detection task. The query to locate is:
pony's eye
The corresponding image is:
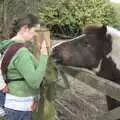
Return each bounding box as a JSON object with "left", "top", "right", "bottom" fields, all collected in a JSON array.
[
  {"left": 83, "top": 39, "right": 89, "bottom": 45},
  {"left": 85, "top": 40, "right": 89, "bottom": 44}
]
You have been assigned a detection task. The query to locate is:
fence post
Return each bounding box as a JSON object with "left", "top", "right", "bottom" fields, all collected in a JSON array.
[{"left": 34, "top": 27, "right": 51, "bottom": 60}]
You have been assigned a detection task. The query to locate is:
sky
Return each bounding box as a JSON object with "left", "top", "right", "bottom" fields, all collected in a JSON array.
[{"left": 110, "top": 0, "right": 120, "bottom": 3}]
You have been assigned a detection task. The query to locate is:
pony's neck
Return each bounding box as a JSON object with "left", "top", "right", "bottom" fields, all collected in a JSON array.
[{"left": 94, "top": 26, "right": 120, "bottom": 72}]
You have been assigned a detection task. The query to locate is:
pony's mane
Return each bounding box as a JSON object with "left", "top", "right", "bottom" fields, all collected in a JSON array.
[
  {"left": 107, "top": 26, "right": 120, "bottom": 70},
  {"left": 107, "top": 26, "right": 120, "bottom": 39}
]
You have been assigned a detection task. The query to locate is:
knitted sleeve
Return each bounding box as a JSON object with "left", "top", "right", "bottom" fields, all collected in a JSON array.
[{"left": 14, "top": 48, "right": 48, "bottom": 89}]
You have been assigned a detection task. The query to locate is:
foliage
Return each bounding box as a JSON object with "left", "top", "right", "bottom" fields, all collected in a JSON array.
[
  {"left": 0, "top": 116, "right": 6, "bottom": 120},
  {"left": 111, "top": 3, "right": 120, "bottom": 29},
  {"left": 38, "top": 0, "right": 118, "bottom": 37},
  {"left": 33, "top": 59, "right": 58, "bottom": 120}
]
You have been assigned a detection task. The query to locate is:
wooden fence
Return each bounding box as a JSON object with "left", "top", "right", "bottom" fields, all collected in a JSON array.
[
  {"left": 34, "top": 31, "right": 120, "bottom": 120},
  {"left": 57, "top": 65, "right": 120, "bottom": 120}
]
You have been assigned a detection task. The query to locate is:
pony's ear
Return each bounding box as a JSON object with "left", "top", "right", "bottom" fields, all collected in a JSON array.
[{"left": 101, "top": 24, "right": 107, "bottom": 33}]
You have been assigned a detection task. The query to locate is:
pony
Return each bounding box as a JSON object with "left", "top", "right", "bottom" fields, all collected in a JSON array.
[{"left": 51, "top": 25, "right": 120, "bottom": 111}]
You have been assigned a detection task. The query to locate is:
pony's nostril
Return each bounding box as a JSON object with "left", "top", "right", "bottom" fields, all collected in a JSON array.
[{"left": 51, "top": 49, "right": 57, "bottom": 58}]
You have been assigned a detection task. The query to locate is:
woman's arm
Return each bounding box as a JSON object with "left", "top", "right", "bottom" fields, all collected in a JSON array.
[{"left": 14, "top": 46, "right": 48, "bottom": 89}]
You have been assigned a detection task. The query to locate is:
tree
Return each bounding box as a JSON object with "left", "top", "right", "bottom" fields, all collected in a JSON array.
[{"left": 0, "top": 0, "right": 40, "bottom": 39}]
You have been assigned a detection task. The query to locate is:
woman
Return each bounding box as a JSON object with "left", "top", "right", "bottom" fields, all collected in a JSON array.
[{"left": 0, "top": 14, "right": 48, "bottom": 120}]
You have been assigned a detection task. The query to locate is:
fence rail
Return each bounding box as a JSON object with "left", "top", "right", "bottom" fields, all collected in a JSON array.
[{"left": 58, "top": 65, "right": 120, "bottom": 120}]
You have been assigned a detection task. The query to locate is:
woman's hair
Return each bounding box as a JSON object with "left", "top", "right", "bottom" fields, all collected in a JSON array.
[{"left": 9, "top": 14, "right": 39, "bottom": 38}]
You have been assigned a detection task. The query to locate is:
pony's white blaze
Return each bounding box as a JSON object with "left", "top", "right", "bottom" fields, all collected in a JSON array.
[
  {"left": 52, "top": 34, "right": 86, "bottom": 49},
  {"left": 107, "top": 26, "right": 120, "bottom": 70}
]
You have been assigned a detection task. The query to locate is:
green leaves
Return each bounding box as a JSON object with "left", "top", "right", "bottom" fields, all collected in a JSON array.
[{"left": 38, "top": 0, "right": 119, "bottom": 37}]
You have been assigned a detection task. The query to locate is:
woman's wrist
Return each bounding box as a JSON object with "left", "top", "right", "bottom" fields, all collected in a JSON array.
[
  {"left": 41, "top": 49, "right": 48, "bottom": 55},
  {"left": 41, "top": 52, "right": 48, "bottom": 56},
  {"left": 40, "top": 41, "right": 50, "bottom": 56}
]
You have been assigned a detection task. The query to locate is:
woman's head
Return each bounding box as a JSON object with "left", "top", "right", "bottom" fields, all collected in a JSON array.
[{"left": 9, "top": 14, "right": 40, "bottom": 41}]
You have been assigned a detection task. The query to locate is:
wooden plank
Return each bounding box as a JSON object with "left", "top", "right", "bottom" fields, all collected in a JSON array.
[
  {"left": 96, "top": 106, "right": 120, "bottom": 120},
  {"left": 41, "top": 30, "right": 51, "bottom": 55},
  {"left": 34, "top": 27, "right": 51, "bottom": 59},
  {"left": 58, "top": 66, "right": 120, "bottom": 101}
]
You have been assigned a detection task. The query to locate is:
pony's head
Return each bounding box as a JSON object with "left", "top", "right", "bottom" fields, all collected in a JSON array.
[{"left": 52, "top": 25, "right": 112, "bottom": 68}]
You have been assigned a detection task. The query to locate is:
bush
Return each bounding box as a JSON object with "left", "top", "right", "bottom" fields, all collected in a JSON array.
[{"left": 38, "top": 0, "right": 118, "bottom": 37}]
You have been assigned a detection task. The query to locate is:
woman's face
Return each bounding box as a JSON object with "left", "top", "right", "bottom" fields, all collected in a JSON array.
[{"left": 22, "top": 24, "right": 40, "bottom": 41}]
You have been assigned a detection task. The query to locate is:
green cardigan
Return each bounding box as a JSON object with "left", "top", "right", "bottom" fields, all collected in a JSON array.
[{"left": 0, "top": 40, "right": 48, "bottom": 97}]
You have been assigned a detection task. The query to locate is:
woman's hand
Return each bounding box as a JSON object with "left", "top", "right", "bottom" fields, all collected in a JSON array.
[
  {"left": 40, "top": 40, "right": 48, "bottom": 55},
  {"left": 2, "top": 84, "right": 8, "bottom": 93}
]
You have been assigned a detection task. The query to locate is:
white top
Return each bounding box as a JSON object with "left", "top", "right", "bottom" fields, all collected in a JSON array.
[{"left": 5, "top": 93, "right": 34, "bottom": 111}]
